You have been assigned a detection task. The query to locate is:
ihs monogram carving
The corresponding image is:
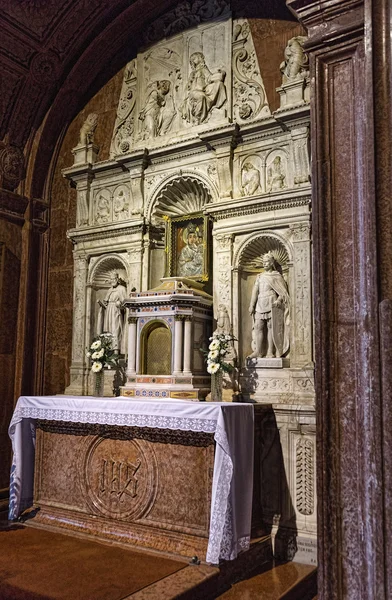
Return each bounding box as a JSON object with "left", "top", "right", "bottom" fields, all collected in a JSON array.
[
  {"left": 84, "top": 437, "right": 157, "bottom": 520},
  {"left": 99, "top": 457, "right": 141, "bottom": 501},
  {"left": 232, "top": 19, "right": 270, "bottom": 122},
  {"left": 295, "top": 437, "right": 315, "bottom": 516}
]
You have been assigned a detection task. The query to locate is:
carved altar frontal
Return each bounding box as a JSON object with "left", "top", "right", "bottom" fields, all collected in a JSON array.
[
  {"left": 33, "top": 420, "right": 215, "bottom": 559},
  {"left": 122, "top": 278, "right": 213, "bottom": 400}
]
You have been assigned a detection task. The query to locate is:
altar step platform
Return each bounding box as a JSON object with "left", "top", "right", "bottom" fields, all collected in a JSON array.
[{"left": 0, "top": 521, "right": 316, "bottom": 600}]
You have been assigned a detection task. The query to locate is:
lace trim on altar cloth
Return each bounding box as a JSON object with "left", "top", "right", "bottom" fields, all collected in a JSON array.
[{"left": 9, "top": 406, "right": 217, "bottom": 434}]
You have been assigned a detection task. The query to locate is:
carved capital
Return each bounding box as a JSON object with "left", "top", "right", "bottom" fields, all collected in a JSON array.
[{"left": 128, "top": 316, "right": 138, "bottom": 324}]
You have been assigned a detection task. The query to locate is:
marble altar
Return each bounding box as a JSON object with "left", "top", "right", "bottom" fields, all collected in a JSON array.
[
  {"left": 8, "top": 395, "right": 254, "bottom": 564},
  {"left": 60, "top": 0, "right": 316, "bottom": 565}
]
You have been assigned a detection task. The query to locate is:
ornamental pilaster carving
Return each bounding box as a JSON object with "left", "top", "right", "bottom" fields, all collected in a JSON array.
[
  {"left": 213, "top": 233, "right": 233, "bottom": 312},
  {"left": 295, "top": 437, "right": 315, "bottom": 516},
  {"left": 291, "top": 128, "right": 310, "bottom": 185},
  {"left": 123, "top": 150, "right": 148, "bottom": 216},
  {"left": 290, "top": 222, "right": 312, "bottom": 366},
  {"left": 72, "top": 253, "right": 89, "bottom": 363}
]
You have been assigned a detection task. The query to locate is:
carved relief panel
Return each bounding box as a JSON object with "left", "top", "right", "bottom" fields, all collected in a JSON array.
[{"left": 232, "top": 18, "right": 270, "bottom": 123}]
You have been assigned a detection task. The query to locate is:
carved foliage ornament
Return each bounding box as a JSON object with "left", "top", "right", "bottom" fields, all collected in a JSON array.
[
  {"left": 144, "top": 0, "right": 230, "bottom": 44},
  {"left": 110, "top": 59, "right": 137, "bottom": 156},
  {"left": 232, "top": 19, "right": 270, "bottom": 122}
]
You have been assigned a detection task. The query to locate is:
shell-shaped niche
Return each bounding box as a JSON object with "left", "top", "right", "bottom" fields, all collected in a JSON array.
[
  {"left": 91, "top": 256, "right": 128, "bottom": 288},
  {"left": 152, "top": 177, "right": 212, "bottom": 220},
  {"left": 239, "top": 235, "right": 289, "bottom": 273}
]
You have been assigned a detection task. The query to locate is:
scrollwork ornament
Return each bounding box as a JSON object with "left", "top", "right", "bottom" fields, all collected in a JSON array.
[{"left": 233, "top": 44, "right": 269, "bottom": 122}]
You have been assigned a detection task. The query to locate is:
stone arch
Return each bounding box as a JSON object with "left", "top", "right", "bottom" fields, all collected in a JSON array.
[
  {"left": 89, "top": 254, "right": 128, "bottom": 287},
  {"left": 140, "top": 319, "right": 172, "bottom": 375},
  {"left": 146, "top": 172, "right": 216, "bottom": 222},
  {"left": 234, "top": 230, "right": 293, "bottom": 274}
]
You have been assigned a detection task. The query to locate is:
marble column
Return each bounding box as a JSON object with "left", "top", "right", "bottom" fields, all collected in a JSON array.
[
  {"left": 287, "top": 0, "right": 391, "bottom": 597},
  {"left": 127, "top": 317, "right": 137, "bottom": 376},
  {"left": 173, "top": 316, "right": 183, "bottom": 375},
  {"left": 183, "top": 317, "right": 192, "bottom": 375}
]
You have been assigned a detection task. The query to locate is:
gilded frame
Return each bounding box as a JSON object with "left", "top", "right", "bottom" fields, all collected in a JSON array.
[{"left": 164, "top": 213, "right": 211, "bottom": 283}]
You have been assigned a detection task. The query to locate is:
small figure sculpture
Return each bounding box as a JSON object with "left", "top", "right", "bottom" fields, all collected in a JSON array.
[
  {"left": 95, "top": 193, "right": 110, "bottom": 224},
  {"left": 177, "top": 223, "right": 203, "bottom": 277},
  {"left": 280, "top": 36, "right": 309, "bottom": 83},
  {"left": 97, "top": 272, "right": 128, "bottom": 353},
  {"left": 181, "top": 52, "right": 227, "bottom": 125},
  {"left": 78, "top": 113, "right": 98, "bottom": 145},
  {"left": 248, "top": 252, "right": 290, "bottom": 359},
  {"left": 268, "top": 156, "right": 286, "bottom": 192},
  {"left": 113, "top": 189, "right": 129, "bottom": 221},
  {"left": 215, "top": 304, "right": 237, "bottom": 363},
  {"left": 241, "top": 162, "right": 261, "bottom": 196},
  {"left": 139, "top": 80, "right": 175, "bottom": 138}
]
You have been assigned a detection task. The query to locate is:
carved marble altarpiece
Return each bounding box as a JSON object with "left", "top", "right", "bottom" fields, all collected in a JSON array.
[{"left": 62, "top": 1, "right": 316, "bottom": 565}]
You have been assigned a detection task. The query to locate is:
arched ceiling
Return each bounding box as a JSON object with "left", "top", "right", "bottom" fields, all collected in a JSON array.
[{"left": 0, "top": 0, "right": 297, "bottom": 199}]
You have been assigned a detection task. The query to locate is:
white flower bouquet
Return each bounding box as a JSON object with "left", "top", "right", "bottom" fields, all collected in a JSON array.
[
  {"left": 204, "top": 332, "right": 235, "bottom": 375},
  {"left": 86, "top": 333, "right": 118, "bottom": 373}
]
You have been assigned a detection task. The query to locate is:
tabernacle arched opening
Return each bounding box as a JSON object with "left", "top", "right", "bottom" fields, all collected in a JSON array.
[{"left": 141, "top": 320, "right": 172, "bottom": 375}]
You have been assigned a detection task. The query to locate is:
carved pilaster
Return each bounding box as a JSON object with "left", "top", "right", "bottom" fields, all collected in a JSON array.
[
  {"left": 290, "top": 222, "right": 312, "bottom": 367},
  {"left": 126, "top": 246, "right": 143, "bottom": 291},
  {"left": 291, "top": 127, "right": 310, "bottom": 185},
  {"left": 213, "top": 233, "right": 233, "bottom": 316}
]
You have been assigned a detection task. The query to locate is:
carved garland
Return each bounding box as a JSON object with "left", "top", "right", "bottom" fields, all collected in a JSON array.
[{"left": 295, "top": 437, "right": 315, "bottom": 516}]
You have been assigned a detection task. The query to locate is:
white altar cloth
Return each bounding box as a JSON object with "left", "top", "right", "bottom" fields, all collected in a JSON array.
[{"left": 8, "top": 395, "right": 255, "bottom": 564}]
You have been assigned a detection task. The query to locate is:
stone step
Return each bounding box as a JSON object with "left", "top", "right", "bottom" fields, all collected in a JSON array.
[{"left": 215, "top": 561, "right": 317, "bottom": 600}]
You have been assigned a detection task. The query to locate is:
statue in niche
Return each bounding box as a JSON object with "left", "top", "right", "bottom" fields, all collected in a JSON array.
[
  {"left": 95, "top": 193, "right": 110, "bottom": 223},
  {"left": 181, "top": 52, "right": 227, "bottom": 125},
  {"left": 97, "top": 272, "right": 128, "bottom": 353},
  {"left": 241, "top": 162, "right": 261, "bottom": 196},
  {"left": 78, "top": 113, "right": 98, "bottom": 146},
  {"left": 139, "top": 80, "right": 175, "bottom": 139},
  {"left": 215, "top": 304, "right": 237, "bottom": 363},
  {"left": 113, "top": 189, "right": 129, "bottom": 221},
  {"left": 268, "top": 156, "right": 286, "bottom": 192},
  {"left": 177, "top": 222, "right": 203, "bottom": 277},
  {"left": 280, "top": 36, "right": 309, "bottom": 82},
  {"left": 248, "top": 252, "right": 290, "bottom": 359}
]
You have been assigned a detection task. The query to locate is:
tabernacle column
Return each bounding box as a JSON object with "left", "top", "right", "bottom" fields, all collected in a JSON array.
[
  {"left": 127, "top": 317, "right": 137, "bottom": 376},
  {"left": 173, "top": 316, "right": 183, "bottom": 375},
  {"left": 183, "top": 317, "right": 192, "bottom": 375}
]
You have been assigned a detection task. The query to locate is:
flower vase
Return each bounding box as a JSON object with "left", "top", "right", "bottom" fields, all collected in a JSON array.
[
  {"left": 211, "top": 369, "right": 223, "bottom": 403},
  {"left": 94, "top": 370, "right": 104, "bottom": 397}
]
